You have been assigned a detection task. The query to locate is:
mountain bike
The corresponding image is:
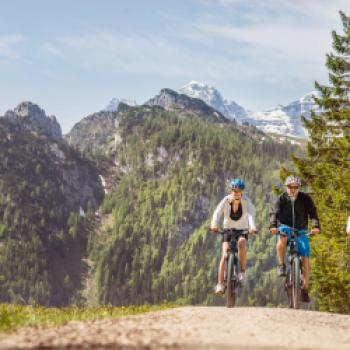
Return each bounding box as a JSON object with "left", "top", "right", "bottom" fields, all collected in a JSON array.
[
  {"left": 218, "top": 229, "right": 248, "bottom": 308},
  {"left": 279, "top": 226, "right": 310, "bottom": 309}
]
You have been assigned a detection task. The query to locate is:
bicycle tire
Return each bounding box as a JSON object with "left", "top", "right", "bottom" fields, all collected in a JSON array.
[
  {"left": 226, "top": 253, "right": 236, "bottom": 308},
  {"left": 286, "top": 269, "right": 293, "bottom": 308},
  {"left": 291, "top": 257, "right": 301, "bottom": 309}
]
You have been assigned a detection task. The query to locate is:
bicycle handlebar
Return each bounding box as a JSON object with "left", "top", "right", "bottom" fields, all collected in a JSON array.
[
  {"left": 278, "top": 229, "right": 311, "bottom": 237},
  {"left": 216, "top": 228, "right": 252, "bottom": 237}
]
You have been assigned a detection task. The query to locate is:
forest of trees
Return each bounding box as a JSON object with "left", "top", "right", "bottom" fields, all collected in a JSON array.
[
  {"left": 291, "top": 11, "right": 350, "bottom": 313},
  {"left": 0, "top": 119, "right": 101, "bottom": 306},
  {"left": 88, "top": 107, "right": 299, "bottom": 307}
]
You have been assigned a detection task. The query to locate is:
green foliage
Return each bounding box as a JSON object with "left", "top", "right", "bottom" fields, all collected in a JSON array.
[
  {"left": 291, "top": 11, "right": 350, "bottom": 313},
  {"left": 0, "top": 98, "right": 299, "bottom": 308},
  {"left": 0, "top": 303, "right": 175, "bottom": 333},
  {"left": 91, "top": 108, "right": 298, "bottom": 306},
  {"left": 0, "top": 120, "right": 99, "bottom": 306}
]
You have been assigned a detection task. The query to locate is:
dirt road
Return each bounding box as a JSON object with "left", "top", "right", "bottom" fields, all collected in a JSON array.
[{"left": 1, "top": 307, "right": 350, "bottom": 349}]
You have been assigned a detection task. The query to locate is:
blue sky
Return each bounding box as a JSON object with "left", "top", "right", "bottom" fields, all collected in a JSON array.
[{"left": 1, "top": 0, "right": 349, "bottom": 133}]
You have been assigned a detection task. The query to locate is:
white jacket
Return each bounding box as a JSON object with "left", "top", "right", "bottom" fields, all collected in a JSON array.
[
  {"left": 211, "top": 194, "right": 256, "bottom": 231},
  {"left": 347, "top": 216, "right": 350, "bottom": 233}
]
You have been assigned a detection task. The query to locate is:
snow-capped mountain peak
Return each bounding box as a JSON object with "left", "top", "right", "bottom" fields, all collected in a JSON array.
[
  {"left": 179, "top": 81, "right": 321, "bottom": 138},
  {"left": 179, "top": 81, "right": 249, "bottom": 123},
  {"left": 179, "top": 81, "right": 224, "bottom": 107}
]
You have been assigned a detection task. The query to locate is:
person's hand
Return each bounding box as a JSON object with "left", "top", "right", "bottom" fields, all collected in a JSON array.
[
  {"left": 211, "top": 227, "right": 218, "bottom": 234},
  {"left": 310, "top": 227, "right": 320, "bottom": 236},
  {"left": 249, "top": 229, "right": 258, "bottom": 235},
  {"left": 270, "top": 228, "right": 278, "bottom": 235}
]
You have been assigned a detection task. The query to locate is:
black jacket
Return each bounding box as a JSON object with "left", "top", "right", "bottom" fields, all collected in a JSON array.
[{"left": 269, "top": 192, "right": 320, "bottom": 230}]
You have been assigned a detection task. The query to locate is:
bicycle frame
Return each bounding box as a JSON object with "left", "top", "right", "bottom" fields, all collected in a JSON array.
[
  {"left": 280, "top": 227, "right": 309, "bottom": 309},
  {"left": 218, "top": 228, "right": 248, "bottom": 308}
]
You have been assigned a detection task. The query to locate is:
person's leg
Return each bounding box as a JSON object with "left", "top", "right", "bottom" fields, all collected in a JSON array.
[
  {"left": 237, "top": 236, "right": 247, "bottom": 284},
  {"left": 237, "top": 236, "right": 247, "bottom": 272},
  {"left": 277, "top": 235, "right": 288, "bottom": 265},
  {"left": 276, "top": 235, "right": 288, "bottom": 276},
  {"left": 302, "top": 257, "right": 311, "bottom": 289},
  {"left": 218, "top": 241, "right": 229, "bottom": 284},
  {"left": 300, "top": 257, "right": 311, "bottom": 302}
]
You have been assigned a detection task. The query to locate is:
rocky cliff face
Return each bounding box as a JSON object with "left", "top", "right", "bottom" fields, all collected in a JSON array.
[
  {"left": 66, "top": 90, "right": 232, "bottom": 158},
  {"left": 65, "top": 110, "right": 118, "bottom": 154},
  {"left": 145, "top": 88, "right": 229, "bottom": 123},
  {"left": 4, "top": 101, "right": 62, "bottom": 141},
  {"left": 1, "top": 102, "right": 103, "bottom": 212}
]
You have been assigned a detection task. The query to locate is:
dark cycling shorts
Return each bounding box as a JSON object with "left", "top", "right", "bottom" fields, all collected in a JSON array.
[{"left": 222, "top": 232, "right": 248, "bottom": 243}]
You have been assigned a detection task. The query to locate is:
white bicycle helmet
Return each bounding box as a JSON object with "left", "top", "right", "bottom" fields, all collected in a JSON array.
[{"left": 284, "top": 175, "right": 301, "bottom": 187}]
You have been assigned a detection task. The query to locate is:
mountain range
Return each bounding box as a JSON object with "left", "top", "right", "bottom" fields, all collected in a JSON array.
[
  {"left": 0, "top": 94, "right": 299, "bottom": 307},
  {"left": 104, "top": 81, "right": 320, "bottom": 138},
  {"left": 178, "top": 81, "right": 321, "bottom": 138}
]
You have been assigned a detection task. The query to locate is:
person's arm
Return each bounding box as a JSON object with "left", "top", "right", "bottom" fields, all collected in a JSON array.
[
  {"left": 346, "top": 216, "right": 350, "bottom": 234},
  {"left": 306, "top": 194, "right": 320, "bottom": 229},
  {"left": 210, "top": 197, "right": 226, "bottom": 231}
]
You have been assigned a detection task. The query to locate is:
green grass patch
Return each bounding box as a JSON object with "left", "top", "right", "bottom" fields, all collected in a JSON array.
[{"left": 0, "top": 303, "right": 175, "bottom": 333}]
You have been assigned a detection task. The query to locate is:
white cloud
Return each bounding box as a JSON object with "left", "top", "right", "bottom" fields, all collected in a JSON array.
[
  {"left": 39, "top": 16, "right": 332, "bottom": 91},
  {"left": 42, "top": 30, "right": 215, "bottom": 78},
  {"left": 190, "top": 2, "right": 350, "bottom": 86},
  {"left": 0, "top": 34, "right": 25, "bottom": 59},
  {"left": 200, "top": 23, "right": 330, "bottom": 61},
  {"left": 27, "top": 0, "right": 350, "bottom": 86}
]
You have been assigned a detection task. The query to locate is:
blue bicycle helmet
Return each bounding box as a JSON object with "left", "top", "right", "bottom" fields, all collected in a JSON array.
[{"left": 230, "top": 178, "right": 245, "bottom": 190}]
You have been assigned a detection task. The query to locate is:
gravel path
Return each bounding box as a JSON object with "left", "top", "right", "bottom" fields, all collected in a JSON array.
[{"left": 1, "top": 307, "right": 350, "bottom": 350}]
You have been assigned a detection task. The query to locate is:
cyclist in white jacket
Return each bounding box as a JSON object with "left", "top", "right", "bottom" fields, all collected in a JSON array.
[{"left": 210, "top": 178, "right": 257, "bottom": 294}]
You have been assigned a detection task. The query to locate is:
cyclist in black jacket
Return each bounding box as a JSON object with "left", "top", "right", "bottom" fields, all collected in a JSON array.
[{"left": 269, "top": 175, "right": 320, "bottom": 302}]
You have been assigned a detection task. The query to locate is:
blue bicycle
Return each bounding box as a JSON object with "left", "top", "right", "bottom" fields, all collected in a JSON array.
[{"left": 279, "top": 226, "right": 310, "bottom": 309}]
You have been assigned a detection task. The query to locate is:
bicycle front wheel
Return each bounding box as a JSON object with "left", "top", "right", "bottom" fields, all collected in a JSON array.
[
  {"left": 226, "top": 253, "right": 236, "bottom": 308},
  {"left": 291, "top": 257, "right": 301, "bottom": 309}
]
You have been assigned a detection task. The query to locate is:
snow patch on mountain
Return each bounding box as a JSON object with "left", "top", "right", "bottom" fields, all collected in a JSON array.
[
  {"left": 247, "top": 91, "right": 321, "bottom": 137},
  {"left": 179, "top": 81, "right": 321, "bottom": 138},
  {"left": 179, "top": 81, "right": 249, "bottom": 123}
]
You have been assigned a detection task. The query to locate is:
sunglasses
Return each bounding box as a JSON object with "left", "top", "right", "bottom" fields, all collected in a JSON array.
[
  {"left": 231, "top": 188, "right": 242, "bottom": 193},
  {"left": 287, "top": 185, "right": 300, "bottom": 190}
]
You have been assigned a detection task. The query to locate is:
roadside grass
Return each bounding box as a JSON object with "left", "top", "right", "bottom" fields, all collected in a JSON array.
[{"left": 0, "top": 303, "right": 175, "bottom": 333}]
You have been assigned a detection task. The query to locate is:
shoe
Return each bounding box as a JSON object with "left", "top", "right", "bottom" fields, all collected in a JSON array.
[
  {"left": 238, "top": 272, "right": 246, "bottom": 285},
  {"left": 301, "top": 288, "right": 310, "bottom": 303},
  {"left": 278, "top": 264, "right": 287, "bottom": 277},
  {"left": 215, "top": 283, "right": 225, "bottom": 294}
]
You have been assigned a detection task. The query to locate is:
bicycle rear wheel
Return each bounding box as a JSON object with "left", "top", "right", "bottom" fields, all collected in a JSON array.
[
  {"left": 226, "top": 253, "right": 236, "bottom": 308},
  {"left": 291, "top": 257, "right": 301, "bottom": 309}
]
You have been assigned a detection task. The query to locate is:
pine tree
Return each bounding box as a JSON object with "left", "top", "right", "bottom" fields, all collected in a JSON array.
[{"left": 292, "top": 11, "right": 350, "bottom": 313}]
